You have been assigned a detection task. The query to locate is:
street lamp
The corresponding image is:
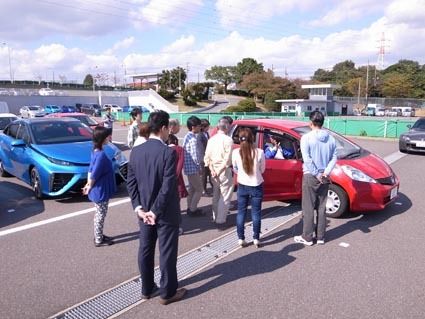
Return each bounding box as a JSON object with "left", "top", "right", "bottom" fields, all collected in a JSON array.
[{"left": 2, "top": 42, "right": 13, "bottom": 83}]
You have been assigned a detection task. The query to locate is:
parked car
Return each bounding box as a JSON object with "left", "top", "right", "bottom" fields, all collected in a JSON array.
[
  {"left": 60, "top": 105, "right": 78, "bottom": 113},
  {"left": 80, "top": 103, "right": 102, "bottom": 117},
  {"left": 230, "top": 119, "right": 400, "bottom": 218},
  {"left": 103, "top": 104, "right": 122, "bottom": 112},
  {"left": 43, "top": 105, "right": 61, "bottom": 114},
  {"left": 39, "top": 88, "right": 55, "bottom": 96},
  {"left": 19, "top": 105, "right": 45, "bottom": 118},
  {"left": 0, "top": 113, "right": 18, "bottom": 132},
  {"left": 122, "top": 105, "right": 150, "bottom": 114},
  {"left": 399, "top": 117, "right": 425, "bottom": 153},
  {"left": 46, "top": 112, "right": 101, "bottom": 129},
  {"left": 0, "top": 118, "right": 127, "bottom": 199},
  {"left": 375, "top": 107, "right": 386, "bottom": 117}
]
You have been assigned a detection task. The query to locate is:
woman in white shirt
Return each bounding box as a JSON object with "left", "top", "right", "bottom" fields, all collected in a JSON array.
[
  {"left": 133, "top": 122, "right": 150, "bottom": 147},
  {"left": 232, "top": 128, "right": 265, "bottom": 248}
]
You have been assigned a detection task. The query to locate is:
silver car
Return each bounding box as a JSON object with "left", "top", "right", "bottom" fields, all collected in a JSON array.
[{"left": 19, "top": 105, "right": 46, "bottom": 118}]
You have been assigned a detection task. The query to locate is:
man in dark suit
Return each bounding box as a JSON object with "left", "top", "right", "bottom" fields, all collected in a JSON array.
[{"left": 127, "top": 110, "right": 187, "bottom": 305}]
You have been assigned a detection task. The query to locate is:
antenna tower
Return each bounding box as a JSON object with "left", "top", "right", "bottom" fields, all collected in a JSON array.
[{"left": 377, "top": 32, "right": 388, "bottom": 70}]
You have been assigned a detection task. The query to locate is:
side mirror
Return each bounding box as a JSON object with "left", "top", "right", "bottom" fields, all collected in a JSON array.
[
  {"left": 407, "top": 124, "right": 412, "bottom": 129},
  {"left": 11, "top": 139, "right": 26, "bottom": 147}
]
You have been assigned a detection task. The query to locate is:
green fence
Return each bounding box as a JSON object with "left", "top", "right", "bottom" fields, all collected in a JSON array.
[{"left": 111, "top": 111, "right": 416, "bottom": 138}]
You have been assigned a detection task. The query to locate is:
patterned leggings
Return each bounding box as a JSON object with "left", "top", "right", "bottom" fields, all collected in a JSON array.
[{"left": 94, "top": 201, "right": 109, "bottom": 243}]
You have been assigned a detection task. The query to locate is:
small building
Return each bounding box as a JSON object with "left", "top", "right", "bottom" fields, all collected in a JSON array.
[{"left": 276, "top": 84, "right": 353, "bottom": 116}]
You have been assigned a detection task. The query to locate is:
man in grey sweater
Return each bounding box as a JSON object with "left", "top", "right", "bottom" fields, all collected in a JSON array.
[{"left": 294, "top": 111, "right": 337, "bottom": 246}]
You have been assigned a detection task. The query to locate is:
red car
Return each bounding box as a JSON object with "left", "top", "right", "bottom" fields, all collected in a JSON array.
[
  {"left": 46, "top": 112, "right": 101, "bottom": 129},
  {"left": 230, "top": 119, "right": 399, "bottom": 218}
]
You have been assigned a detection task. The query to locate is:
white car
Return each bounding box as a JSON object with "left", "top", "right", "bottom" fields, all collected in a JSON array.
[
  {"left": 19, "top": 105, "right": 45, "bottom": 118},
  {"left": 0, "top": 113, "right": 18, "bottom": 131},
  {"left": 39, "top": 88, "right": 55, "bottom": 96},
  {"left": 103, "top": 104, "right": 122, "bottom": 112}
]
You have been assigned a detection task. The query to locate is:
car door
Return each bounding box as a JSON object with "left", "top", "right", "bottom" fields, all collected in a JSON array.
[
  {"left": 1, "top": 123, "right": 20, "bottom": 175},
  {"left": 259, "top": 127, "right": 303, "bottom": 201},
  {"left": 10, "top": 123, "right": 33, "bottom": 180}
]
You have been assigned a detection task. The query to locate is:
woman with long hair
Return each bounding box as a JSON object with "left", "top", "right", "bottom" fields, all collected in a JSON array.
[
  {"left": 231, "top": 128, "right": 265, "bottom": 248},
  {"left": 82, "top": 126, "right": 117, "bottom": 247}
]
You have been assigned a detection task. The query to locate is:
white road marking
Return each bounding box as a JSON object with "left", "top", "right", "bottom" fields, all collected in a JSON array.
[
  {"left": 339, "top": 242, "right": 350, "bottom": 248},
  {"left": 383, "top": 151, "right": 407, "bottom": 165},
  {"left": 0, "top": 198, "right": 130, "bottom": 238},
  {"left": 7, "top": 209, "right": 15, "bottom": 213}
]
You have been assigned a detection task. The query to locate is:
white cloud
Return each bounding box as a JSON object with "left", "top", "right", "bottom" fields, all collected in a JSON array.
[
  {"left": 130, "top": 0, "right": 203, "bottom": 28},
  {"left": 215, "top": 0, "right": 317, "bottom": 28},
  {"left": 161, "top": 35, "right": 196, "bottom": 53},
  {"left": 309, "top": 0, "right": 391, "bottom": 27},
  {"left": 104, "top": 37, "right": 136, "bottom": 55},
  {"left": 385, "top": 0, "right": 425, "bottom": 28}
]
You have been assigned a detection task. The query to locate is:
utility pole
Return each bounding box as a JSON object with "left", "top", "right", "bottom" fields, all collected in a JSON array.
[
  {"left": 186, "top": 62, "right": 189, "bottom": 87},
  {"left": 2, "top": 43, "right": 13, "bottom": 83},
  {"left": 357, "top": 78, "right": 361, "bottom": 106},
  {"left": 365, "top": 61, "right": 369, "bottom": 106},
  {"left": 178, "top": 68, "right": 181, "bottom": 92}
]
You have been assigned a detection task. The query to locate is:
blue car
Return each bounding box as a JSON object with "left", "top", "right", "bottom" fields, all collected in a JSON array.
[
  {"left": 60, "top": 105, "right": 77, "bottom": 113},
  {"left": 0, "top": 118, "right": 127, "bottom": 199},
  {"left": 44, "top": 105, "right": 61, "bottom": 114},
  {"left": 122, "top": 105, "right": 150, "bottom": 114}
]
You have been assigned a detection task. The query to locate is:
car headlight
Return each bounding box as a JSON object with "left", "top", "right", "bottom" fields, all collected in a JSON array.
[
  {"left": 401, "top": 135, "right": 410, "bottom": 141},
  {"left": 47, "top": 156, "right": 72, "bottom": 166},
  {"left": 341, "top": 165, "right": 377, "bottom": 183}
]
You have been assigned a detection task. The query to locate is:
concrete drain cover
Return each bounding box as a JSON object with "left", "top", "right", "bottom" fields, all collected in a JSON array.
[{"left": 51, "top": 205, "right": 301, "bottom": 319}]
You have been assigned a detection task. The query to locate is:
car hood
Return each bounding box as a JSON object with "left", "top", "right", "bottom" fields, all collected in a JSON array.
[
  {"left": 338, "top": 152, "right": 393, "bottom": 179},
  {"left": 403, "top": 130, "right": 425, "bottom": 139},
  {"left": 31, "top": 142, "right": 118, "bottom": 164}
]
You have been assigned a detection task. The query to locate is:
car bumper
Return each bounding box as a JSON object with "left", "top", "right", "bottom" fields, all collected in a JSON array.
[
  {"left": 400, "top": 139, "right": 425, "bottom": 153},
  {"left": 346, "top": 179, "right": 400, "bottom": 212}
]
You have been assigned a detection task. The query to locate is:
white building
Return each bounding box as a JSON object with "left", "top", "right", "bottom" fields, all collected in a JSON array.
[{"left": 276, "top": 84, "right": 353, "bottom": 116}]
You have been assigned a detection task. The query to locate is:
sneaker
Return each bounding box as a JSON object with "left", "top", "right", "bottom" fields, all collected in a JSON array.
[
  {"left": 94, "top": 235, "right": 114, "bottom": 247},
  {"left": 294, "top": 235, "right": 313, "bottom": 246},
  {"left": 141, "top": 284, "right": 160, "bottom": 300},
  {"left": 253, "top": 239, "right": 260, "bottom": 248},
  {"left": 159, "top": 288, "right": 187, "bottom": 305},
  {"left": 317, "top": 239, "right": 325, "bottom": 245},
  {"left": 238, "top": 239, "right": 247, "bottom": 247}
]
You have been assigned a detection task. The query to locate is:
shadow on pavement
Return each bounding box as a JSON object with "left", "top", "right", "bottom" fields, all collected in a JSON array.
[{"left": 0, "top": 181, "right": 45, "bottom": 228}]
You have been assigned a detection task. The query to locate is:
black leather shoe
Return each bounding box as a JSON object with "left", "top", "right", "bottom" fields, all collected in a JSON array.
[
  {"left": 159, "top": 288, "right": 187, "bottom": 305},
  {"left": 141, "top": 284, "right": 160, "bottom": 300},
  {"left": 94, "top": 235, "right": 114, "bottom": 247}
]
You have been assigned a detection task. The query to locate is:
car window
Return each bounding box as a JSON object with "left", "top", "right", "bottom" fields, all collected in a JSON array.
[
  {"left": 0, "top": 117, "right": 16, "bottom": 130},
  {"left": 30, "top": 121, "right": 92, "bottom": 144},
  {"left": 293, "top": 125, "right": 361, "bottom": 159},
  {"left": 16, "top": 124, "right": 31, "bottom": 143},
  {"left": 6, "top": 123, "right": 20, "bottom": 138},
  {"left": 412, "top": 119, "right": 425, "bottom": 130},
  {"left": 28, "top": 106, "right": 38, "bottom": 110},
  {"left": 261, "top": 129, "right": 298, "bottom": 160}
]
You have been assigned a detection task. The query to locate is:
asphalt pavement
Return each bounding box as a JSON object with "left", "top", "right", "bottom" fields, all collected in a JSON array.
[{"left": 0, "top": 124, "right": 424, "bottom": 319}]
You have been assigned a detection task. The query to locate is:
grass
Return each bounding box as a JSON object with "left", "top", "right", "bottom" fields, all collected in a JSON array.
[{"left": 171, "top": 97, "right": 214, "bottom": 112}]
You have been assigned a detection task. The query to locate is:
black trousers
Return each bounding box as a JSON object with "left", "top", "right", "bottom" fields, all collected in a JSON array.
[{"left": 138, "top": 221, "right": 179, "bottom": 299}]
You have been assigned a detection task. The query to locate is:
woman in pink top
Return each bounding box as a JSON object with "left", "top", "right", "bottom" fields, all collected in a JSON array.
[{"left": 232, "top": 128, "right": 265, "bottom": 248}]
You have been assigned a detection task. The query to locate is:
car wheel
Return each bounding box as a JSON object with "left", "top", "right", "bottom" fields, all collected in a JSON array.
[
  {"left": 326, "top": 184, "right": 348, "bottom": 218},
  {"left": 0, "top": 160, "right": 11, "bottom": 177},
  {"left": 30, "top": 168, "right": 44, "bottom": 199}
]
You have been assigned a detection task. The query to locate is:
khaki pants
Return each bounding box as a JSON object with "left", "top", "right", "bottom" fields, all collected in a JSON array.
[
  {"left": 187, "top": 173, "right": 203, "bottom": 212},
  {"left": 211, "top": 167, "right": 234, "bottom": 224}
]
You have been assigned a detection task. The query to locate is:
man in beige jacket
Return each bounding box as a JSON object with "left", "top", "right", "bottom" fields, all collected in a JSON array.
[{"left": 204, "top": 118, "right": 234, "bottom": 228}]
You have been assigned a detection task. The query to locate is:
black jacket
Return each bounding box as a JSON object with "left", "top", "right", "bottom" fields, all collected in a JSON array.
[{"left": 127, "top": 138, "right": 181, "bottom": 226}]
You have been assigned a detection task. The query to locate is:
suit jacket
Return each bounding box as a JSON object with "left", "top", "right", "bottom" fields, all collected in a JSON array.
[{"left": 127, "top": 138, "right": 181, "bottom": 226}]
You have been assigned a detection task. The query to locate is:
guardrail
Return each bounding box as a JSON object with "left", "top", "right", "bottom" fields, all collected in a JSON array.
[{"left": 111, "top": 111, "right": 416, "bottom": 138}]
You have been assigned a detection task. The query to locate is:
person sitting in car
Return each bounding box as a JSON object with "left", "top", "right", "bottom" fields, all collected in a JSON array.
[{"left": 264, "top": 135, "right": 294, "bottom": 159}]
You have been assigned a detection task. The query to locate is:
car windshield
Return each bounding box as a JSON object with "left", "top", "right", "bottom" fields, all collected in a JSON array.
[
  {"left": 292, "top": 126, "right": 362, "bottom": 159},
  {"left": 30, "top": 121, "right": 92, "bottom": 144},
  {"left": 71, "top": 115, "right": 98, "bottom": 126},
  {"left": 29, "top": 106, "right": 39, "bottom": 110},
  {"left": 412, "top": 119, "right": 425, "bottom": 130},
  {"left": 0, "top": 117, "right": 16, "bottom": 130}
]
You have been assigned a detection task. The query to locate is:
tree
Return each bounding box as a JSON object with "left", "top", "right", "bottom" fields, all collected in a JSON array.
[
  {"left": 158, "top": 67, "right": 186, "bottom": 91},
  {"left": 312, "top": 68, "right": 334, "bottom": 82},
  {"left": 382, "top": 73, "right": 414, "bottom": 97},
  {"left": 234, "top": 58, "right": 264, "bottom": 83},
  {"left": 204, "top": 66, "right": 235, "bottom": 94},
  {"left": 83, "top": 74, "right": 94, "bottom": 88}
]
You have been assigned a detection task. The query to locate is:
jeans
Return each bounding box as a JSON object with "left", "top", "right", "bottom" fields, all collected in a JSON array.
[{"left": 236, "top": 183, "right": 263, "bottom": 240}]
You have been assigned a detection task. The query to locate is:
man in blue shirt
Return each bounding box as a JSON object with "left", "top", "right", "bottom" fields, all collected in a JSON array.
[
  {"left": 294, "top": 111, "right": 337, "bottom": 246},
  {"left": 183, "top": 116, "right": 203, "bottom": 216}
]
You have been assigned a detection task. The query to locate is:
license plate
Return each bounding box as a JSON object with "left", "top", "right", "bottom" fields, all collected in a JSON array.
[
  {"left": 414, "top": 141, "right": 425, "bottom": 147},
  {"left": 390, "top": 187, "right": 398, "bottom": 200}
]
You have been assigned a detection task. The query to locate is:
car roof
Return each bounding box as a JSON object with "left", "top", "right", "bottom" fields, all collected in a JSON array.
[
  {"left": 233, "top": 118, "right": 308, "bottom": 130},
  {"left": 20, "top": 117, "right": 80, "bottom": 124},
  {"left": 46, "top": 112, "right": 87, "bottom": 117},
  {"left": 0, "top": 113, "right": 18, "bottom": 118}
]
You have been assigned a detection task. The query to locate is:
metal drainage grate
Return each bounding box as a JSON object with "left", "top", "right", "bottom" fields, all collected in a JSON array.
[{"left": 51, "top": 205, "right": 301, "bottom": 319}]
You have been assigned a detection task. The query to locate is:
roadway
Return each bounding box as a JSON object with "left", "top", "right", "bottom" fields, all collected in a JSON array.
[{"left": 0, "top": 126, "right": 424, "bottom": 319}]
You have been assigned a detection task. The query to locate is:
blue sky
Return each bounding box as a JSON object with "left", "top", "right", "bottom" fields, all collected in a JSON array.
[{"left": 0, "top": 0, "right": 424, "bottom": 84}]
